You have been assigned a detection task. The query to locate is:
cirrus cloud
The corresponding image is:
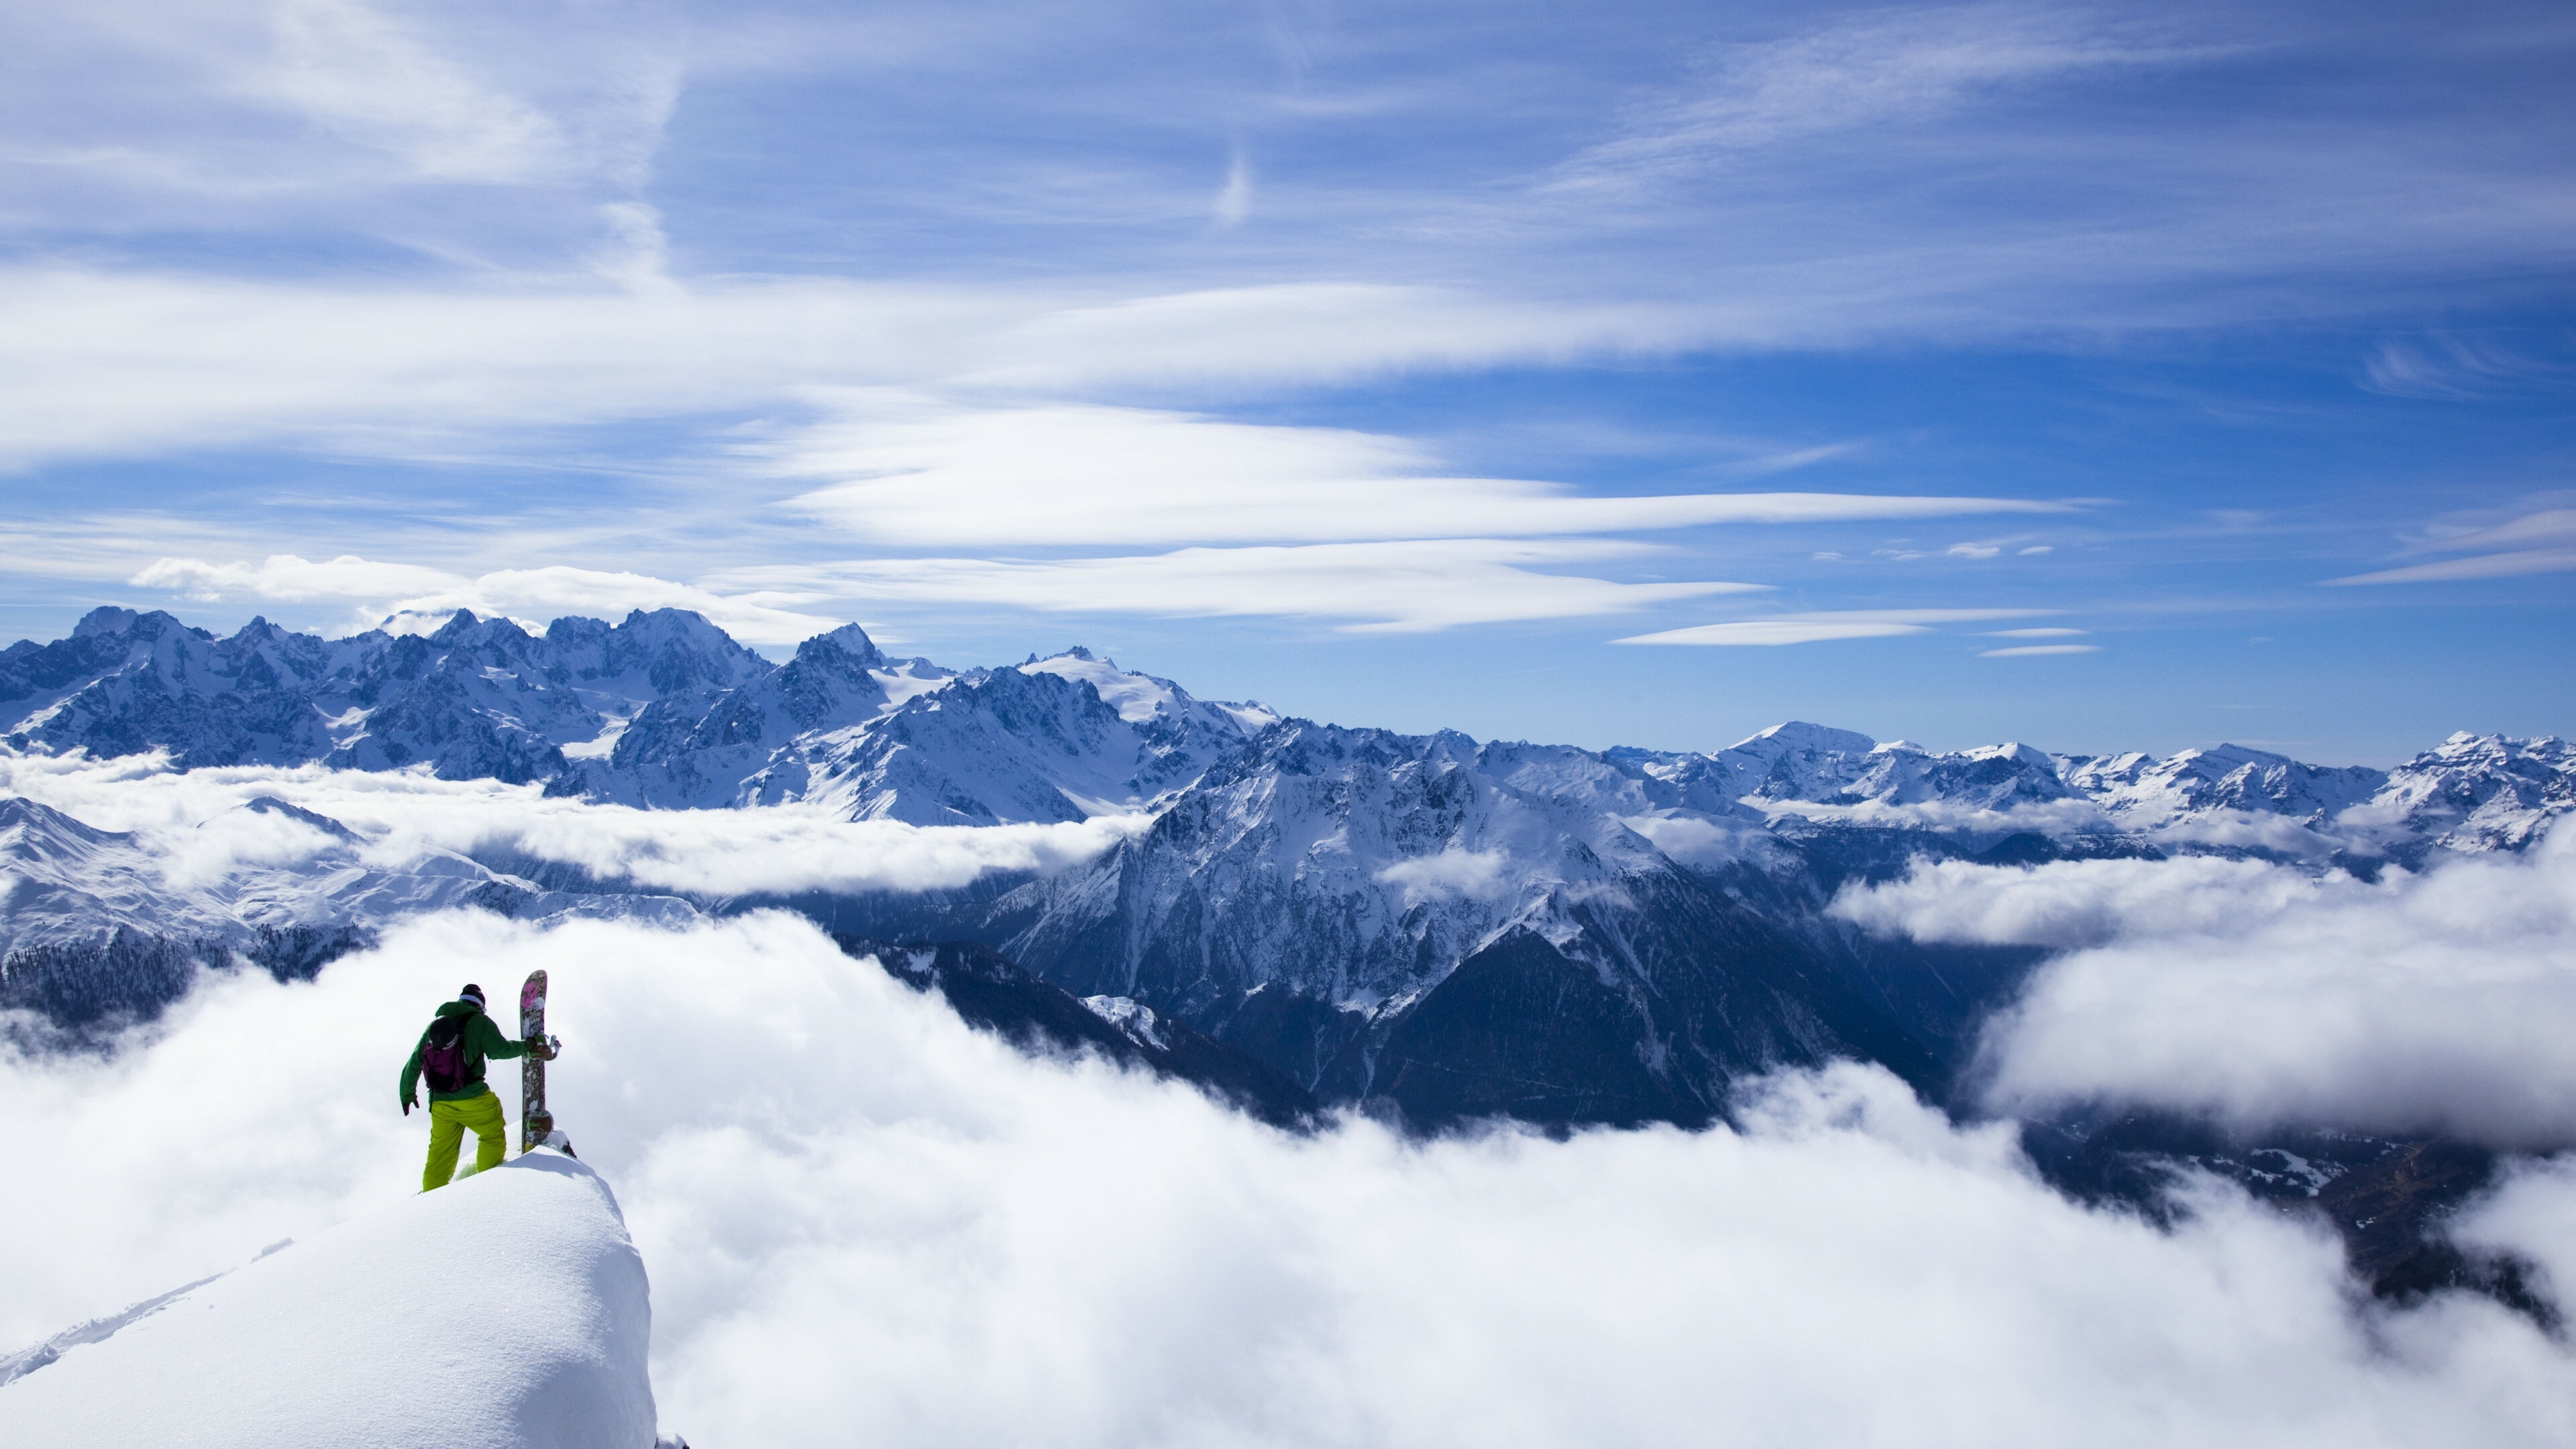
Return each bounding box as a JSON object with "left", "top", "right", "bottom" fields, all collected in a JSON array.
[{"left": 1613, "top": 608, "right": 2049, "bottom": 646}]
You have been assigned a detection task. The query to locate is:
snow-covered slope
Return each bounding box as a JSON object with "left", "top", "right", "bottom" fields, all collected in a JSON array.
[
  {"left": 2365, "top": 731, "right": 2576, "bottom": 853},
  {"left": 0, "top": 1152, "right": 663, "bottom": 1449},
  {"left": 576, "top": 642, "right": 1274, "bottom": 824},
  {"left": 956, "top": 721, "right": 1928, "bottom": 1122}
]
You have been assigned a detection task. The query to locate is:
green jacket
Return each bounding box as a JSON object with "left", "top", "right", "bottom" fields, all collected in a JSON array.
[{"left": 400, "top": 1002, "right": 531, "bottom": 1107}]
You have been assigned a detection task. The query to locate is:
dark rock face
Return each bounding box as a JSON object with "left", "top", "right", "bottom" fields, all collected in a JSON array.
[
  {"left": 0, "top": 920, "right": 376, "bottom": 1045},
  {"left": 794, "top": 723, "right": 1951, "bottom": 1130},
  {"left": 2021, "top": 1113, "right": 2556, "bottom": 1324},
  {"left": 0, "top": 927, "right": 209, "bottom": 1032},
  {"left": 1361, "top": 930, "right": 1685, "bottom": 1128}
]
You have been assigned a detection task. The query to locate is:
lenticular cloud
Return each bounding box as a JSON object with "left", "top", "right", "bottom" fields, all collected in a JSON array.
[
  {"left": 5, "top": 910, "right": 2574, "bottom": 1447},
  {"left": 1834, "top": 824, "right": 2576, "bottom": 1145}
]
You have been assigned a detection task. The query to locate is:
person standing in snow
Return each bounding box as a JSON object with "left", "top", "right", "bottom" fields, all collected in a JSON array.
[{"left": 399, "top": 983, "right": 556, "bottom": 1191}]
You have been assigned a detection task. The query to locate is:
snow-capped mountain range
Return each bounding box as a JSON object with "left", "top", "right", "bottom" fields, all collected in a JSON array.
[
  {"left": 6, "top": 604, "right": 2572, "bottom": 1126},
  {"left": 11, "top": 605, "right": 2560, "bottom": 849}
]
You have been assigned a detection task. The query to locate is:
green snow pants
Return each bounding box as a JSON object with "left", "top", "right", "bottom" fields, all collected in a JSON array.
[{"left": 423, "top": 1089, "right": 508, "bottom": 1191}]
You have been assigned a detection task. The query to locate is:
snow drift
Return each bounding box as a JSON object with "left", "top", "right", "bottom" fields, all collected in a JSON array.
[{"left": 0, "top": 1152, "right": 659, "bottom": 1449}]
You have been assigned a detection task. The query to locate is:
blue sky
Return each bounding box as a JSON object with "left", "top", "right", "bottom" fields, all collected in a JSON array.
[{"left": 1, "top": 0, "right": 2570, "bottom": 763}]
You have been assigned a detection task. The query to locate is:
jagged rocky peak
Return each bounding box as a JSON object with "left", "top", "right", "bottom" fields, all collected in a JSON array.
[
  {"left": 429, "top": 607, "right": 524, "bottom": 645},
  {"left": 70, "top": 605, "right": 172, "bottom": 640},
  {"left": 2373, "top": 731, "right": 2576, "bottom": 851},
  {"left": 796, "top": 621, "right": 889, "bottom": 670},
  {"left": 547, "top": 608, "right": 775, "bottom": 700},
  {"left": 224, "top": 614, "right": 290, "bottom": 643},
  {"left": 2060, "top": 742, "right": 2387, "bottom": 825}
]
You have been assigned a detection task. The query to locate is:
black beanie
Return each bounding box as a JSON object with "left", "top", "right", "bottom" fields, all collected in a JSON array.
[{"left": 459, "top": 983, "right": 486, "bottom": 1008}]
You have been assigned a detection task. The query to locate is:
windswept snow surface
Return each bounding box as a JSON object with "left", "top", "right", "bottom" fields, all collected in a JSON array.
[{"left": 0, "top": 1153, "right": 657, "bottom": 1449}]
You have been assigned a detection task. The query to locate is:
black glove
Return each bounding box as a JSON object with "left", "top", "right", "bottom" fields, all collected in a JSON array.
[{"left": 402, "top": 1097, "right": 414, "bottom": 1116}]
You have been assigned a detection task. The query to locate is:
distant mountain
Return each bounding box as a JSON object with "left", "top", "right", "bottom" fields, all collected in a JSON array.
[
  {"left": 6, "top": 604, "right": 2572, "bottom": 1125},
  {"left": 3, "top": 606, "right": 768, "bottom": 783}
]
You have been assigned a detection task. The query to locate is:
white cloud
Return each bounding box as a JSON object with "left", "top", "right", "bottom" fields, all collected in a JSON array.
[
  {"left": 2454, "top": 1157, "right": 2576, "bottom": 1309},
  {"left": 1212, "top": 147, "right": 1252, "bottom": 227},
  {"left": 1983, "top": 627, "right": 2088, "bottom": 637},
  {"left": 0, "top": 274, "right": 1581, "bottom": 469},
  {"left": 1978, "top": 643, "right": 2100, "bottom": 657},
  {"left": 129, "top": 555, "right": 846, "bottom": 646},
  {"left": 2361, "top": 335, "right": 2559, "bottom": 400},
  {"left": 1613, "top": 608, "right": 2047, "bottom": 646},
  {"left": 20, "top": 0, "right": 682, "bottom": 203},
  {"left": 591, "top": 201, "right": 678, "bottom": 294},
  {"left": 1754, "top": 796, "right": 2112, "bottom": 835},
  {"left": 1835, "top": 834, "right": 2576, "bottom": 1146},
  {"left": 131, "top": 552, "right": 460, "bottom": 604},
  {"left": 2324, "top": 508, "right": 2576, "bottom": 586},
  {"left": 2418, "top": 508, "right": 2576, "bottom": 554},
  {"left": 774, "top": 394, "right": 2068, "bottom": 549},
  {"left": 754, "top": 540, "right": 1766, "bottom": 633},
  {"left": 2325, "top": 548, "right": 2576, "bottom": 586},
  {"left": 257, "top": 0, "right": 568, "bottom": 182},
  {"left": 1829, "top": 855, "right": 2335, "bottom": 952},
  {"left": 3, "top": 912, "right": 2571, "bottom": 1447},
  {"left": 1375, "top": 847, "right": 1510, "bottom": 904},
  {"left": 0, "top": 751, "right": 1144, "bottom": 900},
  {"left": 1549, "top": 3, "right": 2200, "bottom": 193}
]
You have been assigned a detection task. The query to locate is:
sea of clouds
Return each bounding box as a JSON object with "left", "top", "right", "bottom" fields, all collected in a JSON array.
[
  {"left": 0, "top": 906, "right": 2569, "bottom": 1446},
  {"left": 7, "top": 759, "right": 2576, "bottom": 1443},
  {"left": 1833, "top": 831, "right": 2576, "bottom": 1146}
]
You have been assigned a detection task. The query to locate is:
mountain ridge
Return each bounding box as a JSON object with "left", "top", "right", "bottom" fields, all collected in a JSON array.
[{"left": 7, "top": 604, "right": 2572, "bottom": 1128}]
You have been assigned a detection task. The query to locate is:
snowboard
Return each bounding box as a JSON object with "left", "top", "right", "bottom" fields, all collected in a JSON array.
[{"left": 519, "top": 969, "right": 573, "bottom": 1157}]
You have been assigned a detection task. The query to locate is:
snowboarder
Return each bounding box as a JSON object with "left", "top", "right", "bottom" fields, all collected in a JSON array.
[{"left": 400, "top": 982, "right": 558, "bottom": 1192}]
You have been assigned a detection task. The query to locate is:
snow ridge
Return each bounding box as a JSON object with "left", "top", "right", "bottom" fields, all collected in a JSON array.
[{"left": 0, "top": 1153, "right": 661, "bottom": 1449}]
